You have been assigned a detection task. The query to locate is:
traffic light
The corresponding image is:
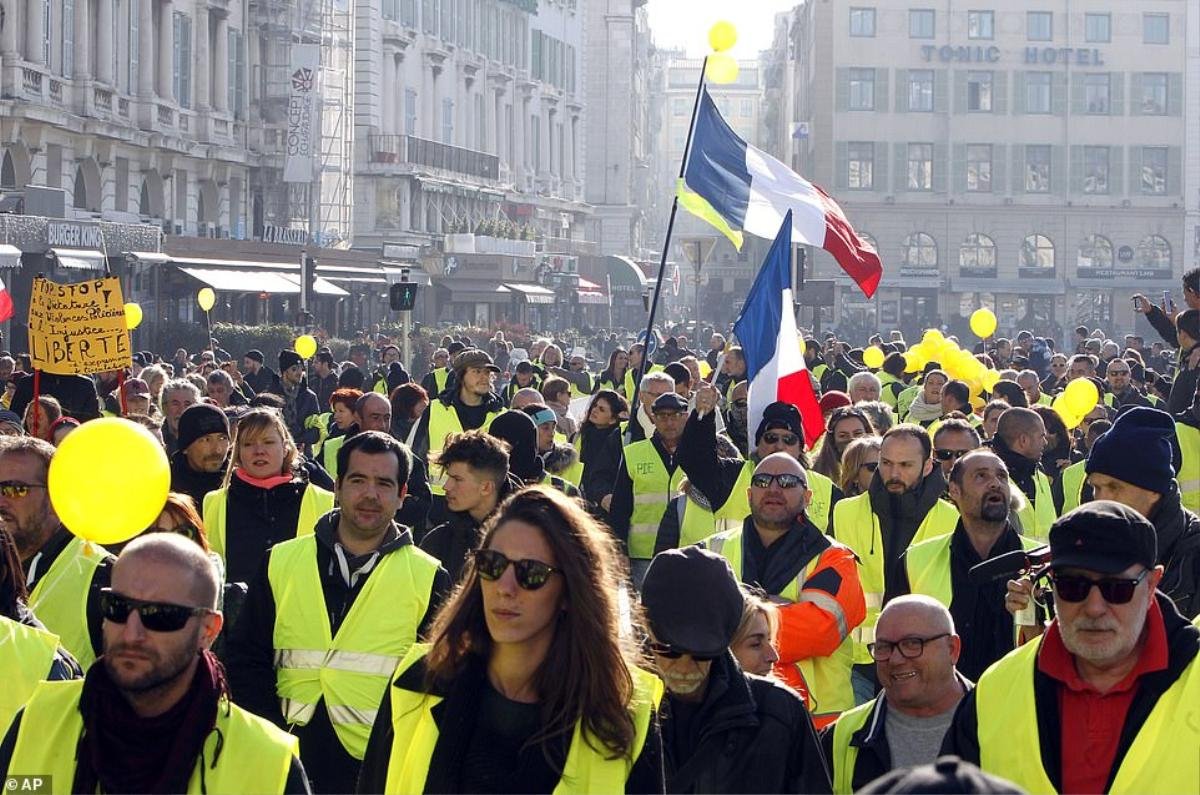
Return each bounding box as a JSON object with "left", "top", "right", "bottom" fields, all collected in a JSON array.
[{"left": 390, "top": 282, "right": 419, "bottom": 311}]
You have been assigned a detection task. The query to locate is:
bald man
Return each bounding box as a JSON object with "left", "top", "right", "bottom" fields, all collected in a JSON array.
[
  {"left": 509, "top": 387, "right": 544, "bottom": 411},
  {"left": 0, "top": 535, "right": 311, "bottom": 792},
  {"left": 991, "top": 407, "right": 1055, "bottom": 541},
  {"left": 821, "top": 596, "right": 969, "bottom": 793}
]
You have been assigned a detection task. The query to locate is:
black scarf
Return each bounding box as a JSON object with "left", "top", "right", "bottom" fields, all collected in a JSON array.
[
  {"left": 868, "top": 468, "right": 946, "bottom": 598},
  {"left": 741, "top": 516, "right": 830, "bottom": 596},
  {"left": 991, "top": 434, "right": 1040, "bottom": 502},
  {"left": 75, "top": 651, "right": 227, "bottom": 794}
]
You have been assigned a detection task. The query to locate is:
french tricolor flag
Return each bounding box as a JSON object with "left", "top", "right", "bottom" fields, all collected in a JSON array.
[
  {"left": 733, "top": 211, "right": 824, "bottom": 450},
  {"left": 682, "top": 88, "right": 882, "bottom": 299},
  {"left": 0, "top": 275, "right": 12, "bottom": 323}
]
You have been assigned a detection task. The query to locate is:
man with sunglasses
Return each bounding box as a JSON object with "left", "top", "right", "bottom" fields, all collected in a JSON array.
[
  {"left": 0, "top": 534, "right": 311, "bottom": 793},
  {"left": 703, "top": 453, "right": 865, "bottom": 729},
  {"left": 930, "top": 420, "right": 980, "bottom": 483},
  {"left": 225, "top": 431, "right": 449, "bottom": 793},
  {"left": 945, "top": 502, "right": 1200, "bottom": 794}
]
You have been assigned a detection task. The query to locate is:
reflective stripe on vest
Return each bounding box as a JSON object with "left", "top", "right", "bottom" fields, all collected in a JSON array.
[
  {"left": 831, "top": 492, "right": 959, "bottom": 663},
  {"left": 0, "top": 616, "right": 60, "bottom": 735},
  {"left": 8, "top": 680, "right": 300, "bottom": 794},
  {"left": 1014, "top": 470, "right": 1056, "bottom": 542},
  {"left": 424, "top": 401, "right": 503, "bottom": 495},
  {"left": 829, "top": 697, "right": 882, "bottom": 794},
  {"left": 975, "top": 634, "right": 1200, "bottom": 793},
  {"left": 705, "top": 528, "right": 856, "bottom": 721},
  {"left": 268, "top": 534, "right": 438, "bottom": 759},
  {"left": 203, "top": 482, "right": 336, "bottom": 561},
  {"left": 1176, "top": 423, "right": 1200, "bottom": 516},
  {"left": 905, "top": 532, "right": 1041, "bottom": 609},
  {"left": 623, "top": 440, "right": 684, "bottom": 560},
  {"left": 383, "top": 644, "right": 663, "bottom": 794},
  {"left": 1061, "top": 460, "right": 1087, "bottom": 514},
  {"left": 27, "top": 536, "right": 111, "bottom": 670}
]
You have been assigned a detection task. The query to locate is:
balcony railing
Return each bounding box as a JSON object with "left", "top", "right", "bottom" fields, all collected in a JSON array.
[
  {"left": 368, "top": 134, "right": 500, "bottom": 181},
  {"left": 94, "top": 87, "right": 112, "bottom": 112},
  {"left": 21, "top": 68, "right": 42, "bottom": 95},
  {"left": 157, "top": 103, "right": 175, "bottom": 127}
]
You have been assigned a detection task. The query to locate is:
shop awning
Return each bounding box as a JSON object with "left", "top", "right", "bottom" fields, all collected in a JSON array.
[
  {"left": 0, "top": 244, "right": 21, "bottom": 269},
  {"left": 178, "top": 267, "right": 300, "bottom": 294},
  {"left": 126, "top": 251, "right": 170, "bottom": 264},
  {"left": 503, "top": 282, "right": 555, "bottom": 305},
  {"left": 50, "top": 248, "right": 106, "bottom": 270},
  {"left": 577, "top": 277, "right": 603, "bottom": 290},
  {"left": 577, "top": 289, "right": 607, "bottom": 305},
  {"left": 280, "top": 274, "right": 350, "bottom": 297},
  {"left": 443, "top": 281, "right": 512, "bottom": 303}
]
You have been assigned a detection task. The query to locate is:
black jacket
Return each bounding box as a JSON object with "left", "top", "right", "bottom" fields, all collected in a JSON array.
[
  {"left": 224, "top": 512, "right": 449, "bottom": 794},
  {"left": 991, "top": 434, "right": 1048, "bottom": 512},
  {"left": 1148, "top": 483, "right": 1200, "bottom": 619},
  {"left": 942, "top": 592, "right": 1200, "bottom": 791},
  {"left": 419, "top": 510, "right": 484, "bottom": 585},
  {"left": 578, "top": 423, "right": 623, "bottom": 505},
  {"left": 10, "top": 372, "right": 101, "bottom": 421},
  {"left": 1145, "top": 303, "right": 1179, "bottom": 348},
  {"left": 1168, "top": 357, "right": 1200, "bottom": 417},
  {"left": 169, "top": 449, "right": 227, "bottom": 509},
  {"left": 221, "top": 472, "right": 312, "bottom": 585},
  {"left": 871, "top": 468, "right": 949, "bottom": 605},
  {"left": 663, "top": 652, "right": 831, "bottom": 794}
]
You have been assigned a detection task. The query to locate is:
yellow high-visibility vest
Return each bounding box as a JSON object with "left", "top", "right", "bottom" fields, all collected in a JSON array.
[
  {"left": 1060, "top": 460, "right": 1087, "bottom": 514},
  {"left": 1176, "top": 423, "right": 1200, "bottom": 516},
  {"left": 828, "top": 697, "right": 880, "bottom": 794},
  {"left": 28, "top": 536, "right": 112, "bottom": 670},
  {"left": 623, "top": 439, "right": 685, "bottom": 560},
  {"left": 203, "top": 482, "right": 336, "bottom": 561},
  {"left": 422, "top": 401, "right": 503, "bottom": 495},
  {"left": 0, "top": 616, "right": 61, "bottom": 734},
  {"left": 1014, "top": 470, "right": 1056, "bottom": 542},
  {"left": 905, "top": 531, "right": 1042, "bottom": 608}
]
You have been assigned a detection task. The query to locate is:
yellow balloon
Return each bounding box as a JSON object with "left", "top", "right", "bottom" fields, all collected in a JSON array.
[
  {"left": 124, "top": 302, "right": 143, "bottom": 330},
  {"left": 295, "top": 334, "right": 318, "bottom": 360},
  {"left": 1052, "top": 395, "right": 1084, "bottom": 430},
  {"left": 197, "top": 287, "right": 216, "bottom": 312},
  {"left": 970, "top": 307, "right": 998, "bottom": 339},
  {"left": 706, "top": 53, "right": 739, "bottom": 84},
  {"left": 1063, "top": 378, "right": 1099, "bottom": 415},
  {"left": 49, "top": 418, "right": 169, "bottom": 545},
  {"left": 982, "top": 369, "right": 1002, "bottom": 391},
  {"left": 863, "top": 346, "right": 885, "bottom": 369},
  {"left": 903, "top": 353, "right": 922, "bottom": 374},
  {"left": 708, "top": 21, "right": 738, "bottom": 52},
  {"left": 922, "top": 329, "right": 945, "bottom": 347}
]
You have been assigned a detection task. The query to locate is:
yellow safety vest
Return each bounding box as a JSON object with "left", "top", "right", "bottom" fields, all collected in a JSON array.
[
  {"left": 828, "top": 697, "right": 881, "bottom": 794},
  {"left": 424, "top": 400, "right": 503, "bottom": 495},
  {"left": 876, "top": 372, "right": 901, "bottom": 408},
  {"left": 28, "top": 536, "right": 112, "bottom": 670},
  {"left": 831, "top": 492, "right": 959, "bottom": 664},
  {"left": 672, "top": 493, "right": 740, "bottom": 549},
  {"left": 595, "top": 373, "right": 627, "bottom": 401},
  {"left": 430, "top": 367, "right": 450, "bottom": 395},
  {"left": 812, "top": 363, "right": 829, "bottom": 386},
  {"left": 1176, "top": 423, "right": 1200, "bottom": 516},
  {"left": 0, "top": 616, "right": 61, "bottom": 735},
  {"left": 568, "top": 374, "right": 592, "bottom": 400},
  {"left": 268, "top": 534, "right": 438, "bottom": 759},
  {"left": 623, "top": 364, "right": 663, "bottom": 403},
  {"left": 1014, "top": 470, "right": 1056, "bottom": 542},
  {"left": 383, "top": 644, "right": 663, "bottom": 794},
  {"left": 896, "top": 385, "right": 920, "bottom": 422},
  {"left": 203, "top": 482, "right": 336, "bottom": 561},
  {"left": 705, "top": 528, "right": 856, "bottom": 723},
  {"left": 975, "top": 634, "right": 1200, "bottom": 794},
  {"left": 713, "top": 460, "right": 835, "bottom": 534},
  {"left": 623, "top": 440, "right": 685, "bottom": 560},
  {"left": 1060, "top": 460, "right": 1087, "bottom": 514},
  {"left": 905, "top": 531, "right": 1042, "bottom": 608},
  {"left": 7, "top": 679, "right": 300, "bottom": 794},
  {"left": 322, "top": 434, "right": 347, "bottom": 479}
]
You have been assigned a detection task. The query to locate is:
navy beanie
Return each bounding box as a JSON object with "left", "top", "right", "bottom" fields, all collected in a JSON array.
[{"left": 1085, "top": 406, "right": 1176, "bottom": 494}]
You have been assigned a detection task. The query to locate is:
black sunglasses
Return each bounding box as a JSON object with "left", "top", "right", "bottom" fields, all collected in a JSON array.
[
  {"left": 1051, "top": 570, "right": 1149, "bottom": 605},
  {"left": 474, "top": 548, "right": 559, "bottom": 591},
  {"left": 761, "top": 431, "right": 800, "bottom": 446},
  {"left": 750, "top": 472, "right": 806, "bottom": 489},
  {"left": 100, "top": 589, "right": 212, "bottom": 632},
  {"left": 645, "top": 639, "right": 718, "bottom": 662},
  {"left": 0, "top": 481, "right": 47, "bottom": 499},
  {"left": 934, "top": 449, "right": 970, "bottom": 462}
]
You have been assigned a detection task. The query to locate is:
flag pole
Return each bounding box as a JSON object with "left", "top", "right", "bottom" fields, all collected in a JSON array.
[{"left": 635, "top": 55, "right": 709, "bottom": 387}]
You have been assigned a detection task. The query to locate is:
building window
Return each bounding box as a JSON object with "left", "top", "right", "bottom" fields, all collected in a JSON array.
[
  {"left": 1143, "top": 13, "right": 1169, "bottom": 44},
  {"left": 405, "top": 89, "right": 417, "bottom": 135},
  {"left": 1027, "top": 11, "right": 1052, "bottom": 41},
  {"left": 1025, "top": 145, "right": 1051, "bottom": 192},
  {"left": 1085, "top": 13, "right": 1110, "bottom": 42},
  {"left": 228, "top": 28, "right": 245, "bottom": 119},
  {"left": 909, "top": 9, "right": 935, "bottom": 39},
  {"left": 907, "top": 143, "right": 934, "bottom": 191},
  {"left": 1140, "top": 73, "right": 1168, "bottom": 115},
  {"left": 1141, "top": 147, "right": 1167, "bottom": 194},
  {"left": 902, "top": 233, "right": 938, "bottom": 268},
  {"left": 382, "top": 0, "right": 398, "bottom": 20},
  {"left": 1083, "top": 73, "right": 1110, "bottom": 113},
  {"left": 128, "top": 0, "right": 139, "bottom": 94},
  {"left": 908, "top": 70, "right": 934, "bottom": 112},
  {"left": 849, "top": 68, "right": 875, "bottom": 110},
  {"left": 172, "top": 12, "right": 192, "bottom": 108},
  {"left": 740, "top": 99, "right": 753, "bottom": 117},
  {"left": 62, "top": 0, "right": 72, "bottom": 76},
  {"left": 1021, "top": 234, "right": 1055, "bottom": 271},
  {"left": 967, "top": 71, "right": 992, "bottom": 111},
  {"left": 967, "top": 145, "right": 992, "bottom": 192},
  {"left": 671, "top": 97, "right": 689, "bottom": 115},
  {"left": 967, "top": 10, "right": 994, "bottom": 40},
  {"left": 1137, "top": 235, "right": 1171, "bottom": 270},
  {"left": 1025, "top": 71, "right": 1052, "bottom": 113},
  {"left": 1077, "top": 234, "right": 1113, "bottom": 270},
  {"left": 849, "top": 7, "right": 875, "bottom": 37},
  {"left": 1083, "top": 146, "right": 1109, "bottom": 194},
  {"left": 847, "top": 142, "right": 874, "bottom": 189},
  {"left": 960, "top": 233, "right": 997, "bottom": 273},
  {"left": 441, "top": 98, "right": 454, "bottom": 144},
  {"left": 41, "top": 0, "right": 51, "bottom": 66}
]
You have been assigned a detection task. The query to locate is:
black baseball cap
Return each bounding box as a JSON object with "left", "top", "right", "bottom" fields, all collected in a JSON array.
[
  {"left": 651, "top": 392, "right": 689, "bottom": 413},
  {"left": 1049, "top": 501, "right": 1157, "bottom": 575}
]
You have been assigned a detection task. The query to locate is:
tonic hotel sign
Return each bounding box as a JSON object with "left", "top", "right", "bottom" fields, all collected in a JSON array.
[{"left": 921, "top": 45, "right": 1107, "bottom": 66}]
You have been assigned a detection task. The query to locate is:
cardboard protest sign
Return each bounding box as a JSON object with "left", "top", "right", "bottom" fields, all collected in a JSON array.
[{"left": 28, "top": 277, "right": 132, "bottom": 375}]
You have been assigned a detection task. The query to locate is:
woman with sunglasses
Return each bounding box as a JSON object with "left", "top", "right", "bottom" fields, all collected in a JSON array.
[
  {"left": 838, "top": 436, "right": 881, "bottom": 498},
  {"left": 358, "top": 486, "right": 666, "bottom": 794}
]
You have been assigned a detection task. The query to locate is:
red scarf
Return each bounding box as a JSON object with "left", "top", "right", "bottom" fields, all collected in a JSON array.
[{"left": 234, "top": 468, "right": 295, "bottom": 490}]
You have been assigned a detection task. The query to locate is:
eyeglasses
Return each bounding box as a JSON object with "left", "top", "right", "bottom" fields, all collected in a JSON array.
[
  {"left": 645, "top": 639, "right": 718, "bottom": 662},
  {"left": 750, "top": 472, "right": 806, "bottom": 489},
  {"left": 868, "top": 633, "right": 951, "bottom": 661},
  {"left": 0, "top": 481, "right": 47, "bottom": 499},
  {"left": 474, "top": 548, "right": 559, "bottom": 591},
  {"left": 99, "top": 589, "right": 212, "bottom": 632},
  {"left": 934, "top": 449, "right": 970, "bottom": 462},
  {"left": 762, "top": 432, "right": 800, "bottom": 446},
  {"left": 1051, "top": 570, "right": 1149, "bottom": 605},
  {"left": 860, "top": 461, "right": 879, "bottom": 472}
]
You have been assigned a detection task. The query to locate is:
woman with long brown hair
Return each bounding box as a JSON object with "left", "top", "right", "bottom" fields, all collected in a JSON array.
[{"left": 358, "top": 486, "right": 665, "bottom": 793}]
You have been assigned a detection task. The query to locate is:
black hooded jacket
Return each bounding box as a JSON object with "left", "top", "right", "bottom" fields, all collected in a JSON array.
[
  {"left": 1148, "top": 484, "right": 1200, "bottom": 619},
  {"left": 872, "top": 468, "right": 949, "bottom": 604}
]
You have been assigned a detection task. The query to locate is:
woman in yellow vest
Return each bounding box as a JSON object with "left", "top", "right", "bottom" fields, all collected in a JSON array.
[
  {"left": 596, "top": 348, "right": 631, "bottom": 401},
  {"left": 202, "top": 408, "right": 334, "bottom": 585},
  {"left": 358, "top": 486, "right": 665, "bottom": 793}
]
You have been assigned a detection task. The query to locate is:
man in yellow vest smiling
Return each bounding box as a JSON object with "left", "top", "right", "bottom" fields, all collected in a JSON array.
[
  {"left": 0, "top": 534, "right": 310, "bottom": 793},
  {"left": 945, "top": 502, "right": 1200, "bottom": 794},
  {"left": 226, "top": 431, "right": 449, "bottom": 793}
]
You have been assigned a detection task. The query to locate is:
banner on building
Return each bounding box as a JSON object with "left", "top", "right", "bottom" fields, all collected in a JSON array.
[
  {"left": 28, "top": 277, "right": 131, "bottom": 375},
  {"left": 283, "top": 44, "right": 321, "bottom": 184}
]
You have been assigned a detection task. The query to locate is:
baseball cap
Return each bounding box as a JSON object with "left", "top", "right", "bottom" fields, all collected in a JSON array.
[
  {"left": 1049, "top": 501, "right": 1157, "bottom": 576},
  {"left": 122, "top": 378, "right": 151, "bottom": 398},
  {"left": 651, "top": 392, "right": 689, "bottom": 413},
  {"left": 453, "top": 349, "right": 501, "bottom": 374}
]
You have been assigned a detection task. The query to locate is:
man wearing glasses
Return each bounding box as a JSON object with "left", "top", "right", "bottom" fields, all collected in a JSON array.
[
  {"left": 930, "top": 420, "right": 980, "bottom": 482},
  {"left": 822, "top": 595, "right": 969, "bottom": 793},
  {"left": 703, "top": 453, "right": 865, "bottom": 729},
  {"left": 0, "top": 534, "right": 311, "bottom": 793},
  {"left": 947, "top": 502, "right": 1200, "bottom": 794},
  {"left": 1102, "top": 359, "right": 1151, "bottom": 410}
]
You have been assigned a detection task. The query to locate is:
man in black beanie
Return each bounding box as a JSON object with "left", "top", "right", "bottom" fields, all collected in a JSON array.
[
  {"left": 268, "top": 349, "right": 320, "bottom": 454},
  {"left": 241, "top": 349, "right": 280, "bottom": 395},
  {"left": 642, "top": 546, "right": 832, "bottom": 794},
  {"left": 170, "top": 403, "right": 231, "bottom": 507}
]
